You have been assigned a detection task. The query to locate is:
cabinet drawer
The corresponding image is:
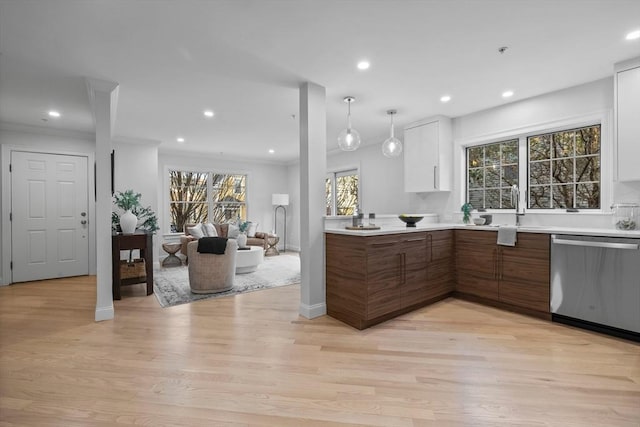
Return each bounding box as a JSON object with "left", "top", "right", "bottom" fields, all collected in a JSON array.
[{"left": 456, "top": 230, "right": 496, "bottom": 246}]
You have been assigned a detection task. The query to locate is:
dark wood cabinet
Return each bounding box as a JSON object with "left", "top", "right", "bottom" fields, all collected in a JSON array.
[
  {"left": 112, "top": 232, "right": 153, "bottom": 300},
  {"left": 326, "top": 230, "right": 453, "bottom": 329},
  {"left": 455, "top": 230, "right": 550, "bottom": 318}
]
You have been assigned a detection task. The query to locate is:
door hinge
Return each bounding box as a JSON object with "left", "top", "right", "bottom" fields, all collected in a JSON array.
[{"left": 10, "top": 261, "right": 12, "bottom": 270}]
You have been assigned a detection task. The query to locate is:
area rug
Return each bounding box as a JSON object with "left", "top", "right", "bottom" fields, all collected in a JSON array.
[{"left": 154, "top": 254, "right": 300, "bottom": 308}]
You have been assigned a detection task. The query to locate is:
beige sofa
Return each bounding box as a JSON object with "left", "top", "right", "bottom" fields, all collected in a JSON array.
[{"left": 180, "top": 222, "right": 268, "bottom": 263}]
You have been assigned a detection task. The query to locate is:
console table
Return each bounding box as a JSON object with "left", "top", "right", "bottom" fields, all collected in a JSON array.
[{"left": 112, "top": 231, "right": 153, "bottom": 300}]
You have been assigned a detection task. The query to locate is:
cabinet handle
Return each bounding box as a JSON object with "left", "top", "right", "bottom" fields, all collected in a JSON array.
[
  {"left": 372, "top": 242, "right": 396, "bottom": 247},
  {"left": 493, "top": 249, "right": 497, "bottom": 279},
  {"left": 433, "top": 166, "right": 437, "bottom": 189},
  {"left": 406, "top": 238, "right": 426, "bottom": 242}
]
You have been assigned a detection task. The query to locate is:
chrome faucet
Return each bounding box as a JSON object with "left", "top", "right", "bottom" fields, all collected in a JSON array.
[{"left": 511, "top": 184, "right": 525, "bottom": 226}]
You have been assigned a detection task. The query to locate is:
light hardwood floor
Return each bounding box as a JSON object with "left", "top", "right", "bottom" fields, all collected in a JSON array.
[{"left": 1, "top": 276, "right": 639, "bottom": 426}]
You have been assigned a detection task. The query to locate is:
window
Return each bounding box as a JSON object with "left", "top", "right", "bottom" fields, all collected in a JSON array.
[
  {"left": 169, "top": 170, "right": 247, "bottom": 232},
  {"left": 528, "top": 125, "right": 600, "bottom": 209},
  {"left": 326, "top": 169, "right": 359, "bottom": 216},
  {"left": 466, "top": 139, "right": 519, "bottom": 209},
  {"left": 465, "top": 123, "right": 601, "bottom": 211}
]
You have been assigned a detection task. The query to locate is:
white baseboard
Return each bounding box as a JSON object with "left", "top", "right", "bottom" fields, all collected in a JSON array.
[
  {"left": 299, "top": 301, "right": 326, "bottom": 319},
  {"left": 95, "top": 305, "right": 114, "bottom": 321}
]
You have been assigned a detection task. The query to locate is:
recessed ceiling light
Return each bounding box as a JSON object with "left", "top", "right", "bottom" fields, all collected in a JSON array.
[
  {"left": 502, "top": 90, "right": 514, "bottom": 98},
  {"left": 176, "top": 137, "right": 185, "bottom": 143},
  {"left": 203, "top": 110, "right": 215, "bottom": 118},
  {"left": 440, "top": 95, "right": 451, "bottom": 103},
  {"left": 48, "top": 110, "right": 61, "bottom": 118},
  {"left": 268, "top": 149, "right": 275, "bottom": 154},
  {"left": 626, "top": 30, "right": 640, "bottom": 40},
  {"left": 357, "top": 60, "right": 370, "bottom": 70}
]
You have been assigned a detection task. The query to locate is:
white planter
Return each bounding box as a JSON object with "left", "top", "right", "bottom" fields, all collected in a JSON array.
[
  {"left": 120, "top": 210, "right": 137, "bottom": 234},
  {"left": 236, "top": 233, "right": 247, "bottom": 248}
]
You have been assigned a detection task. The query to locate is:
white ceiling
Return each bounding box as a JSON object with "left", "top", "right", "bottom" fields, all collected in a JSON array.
[{"left": 1, "top": 0, "right": 639, "bottom": 163}]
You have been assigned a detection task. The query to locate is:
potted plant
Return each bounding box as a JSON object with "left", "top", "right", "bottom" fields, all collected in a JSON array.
[
  {"left": 461, "top": 203, "right": 473, "bottom": 225},
  {"left": 237, "top": 219, "right": 250, "bottom": 248},
  {"left": 113, "top": 190, "right": 141, "bottom": 234},
  {"left": 112, "top": 190, "right": 159, "bottom": 234}
]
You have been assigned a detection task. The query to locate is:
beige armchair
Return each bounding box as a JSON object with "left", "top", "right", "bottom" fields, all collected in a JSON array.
[{"left": 187, "top": 239, "right": 238, "bottom": 294}]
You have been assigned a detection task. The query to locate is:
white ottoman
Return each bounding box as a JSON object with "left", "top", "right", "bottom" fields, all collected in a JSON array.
[{"left": 235, "top": 246, "right": 264, "bottom": 274}]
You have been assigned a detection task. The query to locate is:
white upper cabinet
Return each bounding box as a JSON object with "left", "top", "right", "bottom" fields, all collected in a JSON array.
[
  {"left": 403, "top": 116, "right": 452, "bottom": 192},
  {"left": 615, "top": 57, "right": 640, "bottom": 182}
]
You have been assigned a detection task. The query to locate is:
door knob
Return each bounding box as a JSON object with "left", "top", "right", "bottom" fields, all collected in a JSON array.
[
  {"left": 81, "top": 212, "right": 87, "bottom": 217},
  {"left": 81, "top": 220, "right": 87, "bottom": 225}
]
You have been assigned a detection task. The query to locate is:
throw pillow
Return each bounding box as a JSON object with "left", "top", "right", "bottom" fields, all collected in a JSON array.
[
  {"left": 247, "top": 222, "right": 258, "bottom": 237},
  {"left": 227, "top": 223, "right": 240, "bottom": 239},
  {"left": 187, "top": 223, "right": 205, "bottom": 239},
  {"left": 203, "top": 222, "right": 218, "bottom": 237}
]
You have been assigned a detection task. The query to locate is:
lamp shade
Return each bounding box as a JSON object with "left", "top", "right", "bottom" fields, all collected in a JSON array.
[{"left": 272, "top": 193, "right": 289, "bottom": 206}]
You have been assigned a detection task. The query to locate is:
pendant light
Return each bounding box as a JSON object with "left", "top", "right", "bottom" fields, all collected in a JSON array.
[
  {"left": 382, "top": 109, "right": 402, "bottom": 158},
  {"left": 337, "top": 96, "right": 361, "bottom": 151}
]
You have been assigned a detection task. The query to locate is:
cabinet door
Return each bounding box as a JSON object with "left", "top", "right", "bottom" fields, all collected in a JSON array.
[
  {"left": 617, "top": 64, "right": 640, "bottom": 182},
  {"left": 425, "top": 231, "right": 454, "bottom": 299},
  {"left": 366, "top": 238, "right": 403, "bottom": 319},
  {"left": 401, "top": 233, "right": 428, "bottom": 308},
  {"left": 404, "top": 121, "right": 438, "bottom": 192},
  {"left": 499, "top": 233, "right": 550, "bottom": 312},
  {"left": 455, "top": 230, "right": 499, "bottom": 299}
]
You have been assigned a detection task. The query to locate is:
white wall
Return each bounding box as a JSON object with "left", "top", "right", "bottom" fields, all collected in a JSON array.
[
  {"left": 327, "top": 142, "right": 415, "bottom": 214},
  {"left": 158, "top": 151, "right": 289, "bottom": 245},
  {"left": 112, "top": 140, "right": 160, "bottom": 261},
  {"left": 286, "top": 162, "right": 300, "bottom": 251},
  {"left": 0, "top": 124, "right": 97, "bottom": 284},
  {"left": 414, "top": 77, "right": 640, "bottom": 228}
]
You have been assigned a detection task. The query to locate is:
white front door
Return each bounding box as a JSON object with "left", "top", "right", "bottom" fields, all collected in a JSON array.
[{"left": 11, "top": 151, "right": 89, "bottom": 283}]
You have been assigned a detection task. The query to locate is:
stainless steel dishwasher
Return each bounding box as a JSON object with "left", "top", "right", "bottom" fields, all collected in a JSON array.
[{"left": 551, "top": 234, "right": 640, "bottom": 340}]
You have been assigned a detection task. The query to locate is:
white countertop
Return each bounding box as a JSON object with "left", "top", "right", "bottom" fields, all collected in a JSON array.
[{"left": 325, "top": 223, "right": 640, "bottom": 238}]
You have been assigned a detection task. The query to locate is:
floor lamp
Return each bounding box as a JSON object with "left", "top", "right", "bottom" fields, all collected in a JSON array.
[{"left": 272, "top": 193, "right": 289, "bottom": 252}]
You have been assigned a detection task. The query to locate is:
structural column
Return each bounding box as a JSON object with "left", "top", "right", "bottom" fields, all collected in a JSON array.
[
  {"left": 299, "top": 82, "right": 327, "bottom": 318},
  {"left": 86, "top": 78, "right": 119, "bottom": 321}
]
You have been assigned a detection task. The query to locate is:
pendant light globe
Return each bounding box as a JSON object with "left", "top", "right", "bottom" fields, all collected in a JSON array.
[
  {"left": 382, "top": 110, "right": 402, "bottom": 158},
  {"left": 338, "top": 96, "right": 361, "bottom": 151}
]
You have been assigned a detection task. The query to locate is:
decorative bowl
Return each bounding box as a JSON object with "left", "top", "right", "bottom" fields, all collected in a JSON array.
[
  {"left": 479, "top": 214, "right": 492, "bottom": 225},
  {"left": 473, "top": 217, "right": 486, "bottom": 226},
  {"left": 399, "top": 214, "right": 424, "bottom": 227}
]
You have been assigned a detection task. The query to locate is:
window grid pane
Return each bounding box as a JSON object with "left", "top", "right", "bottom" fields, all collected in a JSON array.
[
  {"left": 466, "top": 139, "right": 518, "bottom": 209},
  {"left": 528, "top": 124, "right": 600, "bottom": 209},
  {"left": 169, "top": 171, "right": 247, "bottom": 232}
]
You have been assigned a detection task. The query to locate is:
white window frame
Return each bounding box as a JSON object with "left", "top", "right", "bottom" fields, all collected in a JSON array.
[
  {"left": 165, "top": 167, "right": 249, "bottom": 233},
  {"left": 326, "top": 166, "right": 360, "bottom": 216},
  {"left": 458, "top": 110, "right": 612, "bottom": 214}
]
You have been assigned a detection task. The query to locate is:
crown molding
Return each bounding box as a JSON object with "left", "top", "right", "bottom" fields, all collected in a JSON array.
[{"left": 0, "top": 121, "right": 95, "bottom": 141}]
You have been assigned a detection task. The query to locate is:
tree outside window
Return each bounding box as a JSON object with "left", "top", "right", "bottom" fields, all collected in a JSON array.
[
  {"left": 326, "top": 169, "right": 359, "bottom": 216},
  {"left": 528, "top": 125, "right": 600, "bottom": 209},
  {"left": 169, "top": 170, "right": 247, "bottom": 232}
]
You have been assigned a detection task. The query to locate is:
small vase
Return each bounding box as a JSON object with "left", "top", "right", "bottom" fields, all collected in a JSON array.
[
  {"left": 236, "top": 232, "right": 248, "bottom": 249},
  {"left": 120, "top": 210, "right": 137, "bottom": 234}
]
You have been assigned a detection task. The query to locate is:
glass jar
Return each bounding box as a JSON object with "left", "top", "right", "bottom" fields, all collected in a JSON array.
[{"left": 611, "top": 203, "right": 639, "bottom": 230}]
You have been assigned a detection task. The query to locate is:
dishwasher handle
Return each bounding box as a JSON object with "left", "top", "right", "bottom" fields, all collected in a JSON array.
[{"left": 552, "top": 235, "right": 639, "bottom": 250}]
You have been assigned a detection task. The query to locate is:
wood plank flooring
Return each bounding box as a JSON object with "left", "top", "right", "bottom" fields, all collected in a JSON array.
[{"left": 1, "top": 276, "right": 639, "bottom": 426}]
